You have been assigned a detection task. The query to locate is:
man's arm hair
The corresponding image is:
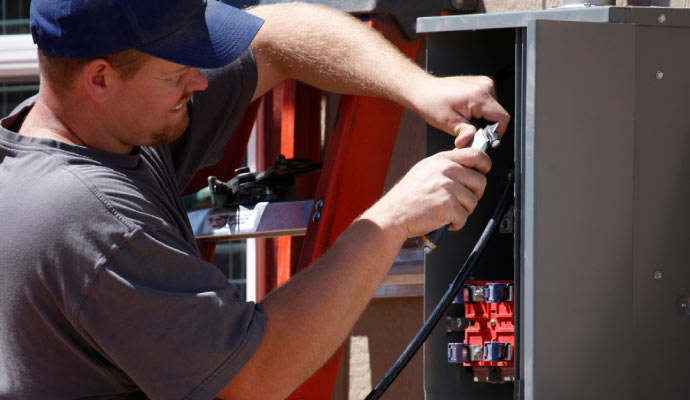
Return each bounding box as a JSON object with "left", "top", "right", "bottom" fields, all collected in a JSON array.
[
  {"left": 247, "top": 2, "right": 423, "bottom": 109},
  {"left": 247, "top": 2, "right": 509, "bottom": 142}
]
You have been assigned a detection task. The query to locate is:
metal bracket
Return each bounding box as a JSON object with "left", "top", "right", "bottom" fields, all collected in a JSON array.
[
  {"left": 188, "top": 200, "right": 314, "bottom": 240},
  {"left": 483, "top": 341, "right": 512, "bottom": 362},
  {"left": 447, "top": 343, "right": 482, "bottom": 363},
  {"left": 484, "top": 282, "right": 513, "bottom": 303},
  {"left": 458, "top": 284, "right": 485, "bottom": 303}
]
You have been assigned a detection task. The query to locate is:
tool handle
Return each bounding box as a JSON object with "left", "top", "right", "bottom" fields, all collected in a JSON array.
[{"left": 421, "top": 224, "right": 450, "bottom": 254}]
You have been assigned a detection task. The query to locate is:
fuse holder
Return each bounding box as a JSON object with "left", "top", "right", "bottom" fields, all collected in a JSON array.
[{"left": 456, "top": 281, "right": 515, "bottom": 372}]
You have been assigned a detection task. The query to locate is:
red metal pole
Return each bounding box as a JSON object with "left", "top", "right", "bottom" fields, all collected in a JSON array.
[
  {"left": 255, "top": 81, "right": 322, "bottom": 297},
  {"left": 286, "top": 15, "right": 421, "bottom": 400}
]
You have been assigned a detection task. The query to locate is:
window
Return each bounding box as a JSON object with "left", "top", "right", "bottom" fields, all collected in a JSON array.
[
  {"left": 212, "top": 241, "right": 248, "bottom": 300},
  {"left": 1, "top": 0, "right": 30, "bottom": 34},
  {"left": 1, "top": 1, "right": 35, "bottom": 112},
  {"left": 0, "top": 82, "right": 37, "bottom": 115}
]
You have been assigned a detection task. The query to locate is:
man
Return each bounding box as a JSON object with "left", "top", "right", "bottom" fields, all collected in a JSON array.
[{"left": 0, "top": 0, "right": 509, "bottom": 398}]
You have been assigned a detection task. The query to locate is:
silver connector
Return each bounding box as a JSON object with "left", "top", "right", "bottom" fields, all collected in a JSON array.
[{"left": 470, "top": 123, "right": 500, "bottom": 152}]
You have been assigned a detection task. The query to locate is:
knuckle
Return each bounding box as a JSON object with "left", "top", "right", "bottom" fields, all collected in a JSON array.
[
  {"left": 475, "top": 173, "right": 487, "bottom": 192},
  {"left": 440, "top": 161, "right": 458, "bottom": 175},
  {"left": 465, "top": 147, "right": 482, "bottom": 161},
  {"left": 454, "top": 212, "right": 468, "bottom": 229},
  {"left": 471, "top": 172, "right": 487, "bottom": 198},
  {"left": 478, "top": 76, "right": 494, "bottom": 89},
  {"left": 439, "top": 179, "right": 456, "bottom": 195},
  {"left": 468, "top": 203, "right": 477, "bottom": 215}
]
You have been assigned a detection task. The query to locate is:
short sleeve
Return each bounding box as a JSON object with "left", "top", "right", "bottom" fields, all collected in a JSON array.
[
  {"left": 76, "top": 226, "right": 264, "bottom": 400},
  {"left": 169, "top": 48, "right": 258, "bottom": 190}
]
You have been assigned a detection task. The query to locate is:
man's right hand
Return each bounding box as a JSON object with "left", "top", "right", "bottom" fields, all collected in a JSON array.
[{"left": 360, "top": 145, "right": 491, "bottom": 241}]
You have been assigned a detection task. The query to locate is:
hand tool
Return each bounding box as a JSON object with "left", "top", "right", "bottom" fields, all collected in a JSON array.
[{"left": 420, "top": 122, "right": 500, "bottom": 254}]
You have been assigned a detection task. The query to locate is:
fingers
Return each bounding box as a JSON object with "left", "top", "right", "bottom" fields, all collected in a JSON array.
[
  {"left": 365, "top": 147, "right": 491, "bottom": 238},
  {"left": 434, "top": 149, "right": 490, "bottom": 230},
  {"left": 447, "top": 175, "right": 479, "bottom": 216},
  {"left": 453, "top": 117, "right": 477, "bottom": 148},
  {"left": 481, "top": 99, "right": 511, "bottom": 137},
  {"left": 446, "top": 195, "right": 470, "bottom": 232},
  {"left": 467, "top": 77, "right": 510, "bottom": 138},
  {"left": 444, "top": 162, "right": 487, "bottom": 201},
  {"left": 453, "top": 76, "right": 511, "bottom": 139},
  {"left": 441, "top": 147, "right": 492, "bottom": 175},
  {"left": 435, "top": 167, "right": 483, "bottom": 232}
]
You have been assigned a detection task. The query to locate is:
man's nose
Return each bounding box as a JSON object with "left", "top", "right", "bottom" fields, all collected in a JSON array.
[{"left": 186, "top": 68, "right": 209, "bottom": 92}]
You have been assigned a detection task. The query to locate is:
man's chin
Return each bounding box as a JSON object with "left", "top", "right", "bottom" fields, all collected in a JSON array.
[{"left": 150, "top": 117, "right": 189, "bottom": 146}]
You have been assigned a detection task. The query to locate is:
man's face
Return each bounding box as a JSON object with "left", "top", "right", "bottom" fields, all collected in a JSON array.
[{"left": 109, "top": 54, "right": 209, "bottom": 147}]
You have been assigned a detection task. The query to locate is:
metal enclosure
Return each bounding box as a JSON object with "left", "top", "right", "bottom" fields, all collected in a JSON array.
[{"left": 418, "top": 7, "right": 690, "bottom": 400}]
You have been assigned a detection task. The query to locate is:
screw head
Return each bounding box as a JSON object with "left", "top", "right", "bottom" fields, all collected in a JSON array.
[
  {"left": 653, "top": 270, "right": 663, "bottom": 280},
  {"left": 450, "top": 0, "right": 477, "bottom": 12},
  {"left": 658, "top": 13, "right": 667, "bottom": 24},
  {"left": 312, "top": 211, "right": 321, "bottom": 224},
  {"left": 656, "top": 71, "right": 664, "bottom": 80},
  {"left": 489, "top": 319, "right": 496, "bottom": 327}
]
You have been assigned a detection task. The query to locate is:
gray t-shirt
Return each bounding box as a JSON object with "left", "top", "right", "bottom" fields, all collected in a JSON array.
[{"left": 0, "top": 49, "right": 264, "bottom": 400}]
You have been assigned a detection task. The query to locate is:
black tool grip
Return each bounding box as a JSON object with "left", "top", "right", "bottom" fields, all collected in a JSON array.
[{"left": 421, "top": 224, "right": 450, "bottom": 254}]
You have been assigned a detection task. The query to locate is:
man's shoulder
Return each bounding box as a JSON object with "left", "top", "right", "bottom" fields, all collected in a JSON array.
[
  {"left": 6, "top": 146, "right": 171, "bottom": 235},
  {"left": 7, "top": 149, "right": 139, "bottom": 232}
]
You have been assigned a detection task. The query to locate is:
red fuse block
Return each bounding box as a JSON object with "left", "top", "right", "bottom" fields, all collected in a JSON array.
[{"left": 462, "top": 280, "right": 514, "bottom": 383}]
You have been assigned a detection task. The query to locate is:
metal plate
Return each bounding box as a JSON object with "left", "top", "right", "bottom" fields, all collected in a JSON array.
[
  {"left": 524, "top": 19, "right": 636, "bottom": 400},
  {"left": 630, "top": 24, "right": 690, "bottom": 400},
  {"left": 188, "top": 200, "right": 313, "bottom": 240},
  {"left": 417, "top": 6, "right": 690, "bottom": 33}
]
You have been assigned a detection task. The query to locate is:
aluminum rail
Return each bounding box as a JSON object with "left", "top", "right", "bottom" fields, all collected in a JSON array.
[{"left": 188, "top": 199, "right": 314, "bottom": 241}]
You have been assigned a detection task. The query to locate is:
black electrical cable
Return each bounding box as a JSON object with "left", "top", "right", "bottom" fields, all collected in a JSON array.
[{"left": 364, "top": 173, "right": 515, "bottom": 400}]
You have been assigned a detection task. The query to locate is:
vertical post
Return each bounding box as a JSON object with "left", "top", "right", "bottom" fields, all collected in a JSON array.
[
  {"left": 286, "top": 14, "right": 421, "bottom": 399},
  {"left": 255, "top": 80, "right": 322, "bottom": 298}
]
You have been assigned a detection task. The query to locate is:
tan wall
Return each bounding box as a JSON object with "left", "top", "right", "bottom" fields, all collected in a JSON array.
[
  {"left": 332, "top": 297, "right": 425, "bottom": 400},
  {"left": 332, "top": 0, "right": 690, "bottom": 399}
]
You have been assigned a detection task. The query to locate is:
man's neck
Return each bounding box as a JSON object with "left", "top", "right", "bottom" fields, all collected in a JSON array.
[
  {"left": 17, "top": 92, "right": 134, "bottom": 155},
  {"left": 18, "top": 95, "right": 87, "bottom": 147}
]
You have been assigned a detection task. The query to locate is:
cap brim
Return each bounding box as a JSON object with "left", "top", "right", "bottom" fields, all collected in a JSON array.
[{"left": 137, "top": 1, "right": 263, "bottom": 69}]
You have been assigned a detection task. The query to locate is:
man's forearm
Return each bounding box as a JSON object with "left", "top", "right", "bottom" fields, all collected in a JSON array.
[
  {"left": 248, "top": 2, "right": 510, "bottom": 143},
  {"left": 248, "top": 2, "right": 426, "bottom": 111},
  {"left": 219, "top": 213, "right": 407, "bottom": 399},
  {"left": 218, "top": 147, "right": 491, "bottom": 399}
]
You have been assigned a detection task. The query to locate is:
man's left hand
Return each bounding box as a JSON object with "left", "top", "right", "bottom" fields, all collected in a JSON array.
[{"left": 410, "top": 75, "right": 510, "bottom": 148}]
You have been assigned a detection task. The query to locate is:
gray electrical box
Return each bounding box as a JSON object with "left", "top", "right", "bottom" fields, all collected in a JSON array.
[{"left": 418, "top": 7, "right": 690, "bottom": 400}]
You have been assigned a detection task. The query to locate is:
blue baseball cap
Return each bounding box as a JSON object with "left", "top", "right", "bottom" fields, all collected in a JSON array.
[{"left": 30, "top": 0, "right": 264, "bottom": 69}]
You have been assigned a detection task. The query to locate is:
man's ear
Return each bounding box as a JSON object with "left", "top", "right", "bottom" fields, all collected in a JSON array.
[{"left": 80, "top": 58, "right": 116, "bottom": 103}]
